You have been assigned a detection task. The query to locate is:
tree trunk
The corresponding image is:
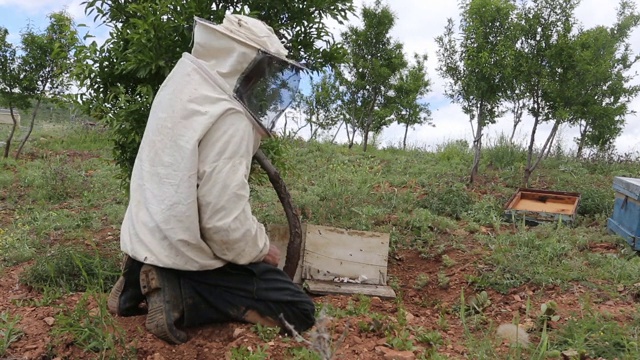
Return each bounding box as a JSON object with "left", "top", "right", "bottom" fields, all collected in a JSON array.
[
  {"left": 282, "top": 113, "right": 289, "bottom": 138},
  {"left": 331, "top": 121, "right": 343, "bottom": 144},
  {"left": 307, "top": 118, "right": 315, "bottom": 141},
  {"left": 15, "top": 97, "right": 42, "bottom": 160},
  {"left": 525, "top": 120, "right": 559, "bottom": 187},
  {"left": 253, "top": 149, "right": 302, "bottom": 281},
  {"left": 3, "top": 104, "right": 18, "bottom": 159},
  {"left": 362, "top": 123, "right": 370, "bottom": 152},
  {"left": 524, "top": 99, "right": 541, "bottom": 187},
  {"left": 510, "top": 100, "right": 522, "bottom": 144},
  {"left": 576, "top": 121, "right": 588, "bottom": 158},
  {"left": 470, "top": 105, "right": 484, "bottom": 185},
  {"left": 543, "top": 126, "right": 557, "bottom": 159},
  {"left": 346, "top": 122, "right": 355, "bottom": 149},
  {"left": 403, "top": 123, "right": 409, "bottom": 150}
]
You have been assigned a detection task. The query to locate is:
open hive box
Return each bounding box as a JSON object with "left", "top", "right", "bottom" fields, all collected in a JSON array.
[
  {"left": 267, "top": 223, "right": 396, "bottom": 299},
  {"left": 504, "top": 188, "right": 581, "bottom": 225}
]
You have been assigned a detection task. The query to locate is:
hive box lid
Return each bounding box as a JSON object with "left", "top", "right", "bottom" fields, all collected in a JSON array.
[{"left": 613, "top": 177, "right": 640, "bottom": 201}]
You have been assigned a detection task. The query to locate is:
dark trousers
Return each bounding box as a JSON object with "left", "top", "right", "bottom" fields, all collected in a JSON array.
[{"left": 176, "top": 262, "right": 315, "bottom": 333}]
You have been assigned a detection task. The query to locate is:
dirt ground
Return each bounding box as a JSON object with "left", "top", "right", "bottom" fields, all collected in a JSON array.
[{"left": 2, "top": 237, "right": 638, "bottom": 360}]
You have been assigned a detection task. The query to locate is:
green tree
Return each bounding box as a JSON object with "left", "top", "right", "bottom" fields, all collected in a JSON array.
[
  {"left": 0, "top": 12, "right": 80, "bottom": 159},
  {"left": 337, "top": 0, "right": 407, "bottom": 151},
  {"left": 300, "top": 70, "right": 343, "bottom": 141},
  {"left": 0, "top": 27, "right": 25, "bottom": 159},
  {"left": 517, "top": 0, "right": 579, "bottom": 186},
  {"left": 435, "top": 0, "right": 516, "bottom": 184},
  {"left": 568, "top": 1, "right": 640, "bottom": 157},
  {"left": 75, "top": 0, "right": 354, "bottom": 186},
  {"left": 394, "top": 52, "right": 432, "bottom": 150}
]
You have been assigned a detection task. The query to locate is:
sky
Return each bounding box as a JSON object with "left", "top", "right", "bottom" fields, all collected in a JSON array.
[{"left": 1, "top": 0, "right": 639, "bottom": 153}]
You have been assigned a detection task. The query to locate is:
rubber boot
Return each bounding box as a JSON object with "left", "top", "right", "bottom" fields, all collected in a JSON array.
[
  {"left": 139, "top": 264, "right": 188, "bottom": 344},
  {"left": 107, "top": 255, "right": 146, "bottom": 316}
]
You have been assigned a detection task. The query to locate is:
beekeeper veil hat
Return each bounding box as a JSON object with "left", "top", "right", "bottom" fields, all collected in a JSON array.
[{"left": 191, "top": 14, "right": 306, "bottom": 136}]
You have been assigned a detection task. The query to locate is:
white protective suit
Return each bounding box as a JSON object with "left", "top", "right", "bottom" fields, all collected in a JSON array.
[{"left": 120, "top": 15, "right": 302, "bottom": 271}]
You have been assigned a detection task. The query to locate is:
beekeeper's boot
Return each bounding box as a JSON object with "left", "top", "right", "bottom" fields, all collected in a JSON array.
[
  {"left": 107, "top": 255, "right": 146, "bottom": 316},
  {"left": 139, "top": 264, "right": 188, "bottom": 344}
]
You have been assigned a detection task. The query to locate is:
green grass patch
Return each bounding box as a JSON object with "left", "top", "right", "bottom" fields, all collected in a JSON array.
[
  {"left": 549, "top": 310, "right": 640, "bottom": 359},
  {"left": 475, "top": 224, "right": 640, "bottom": 294},
  {"left": 0, "top": 311, "right": 23, "bottom": 358},
  {"left": 20, "top": 245, "right": 119, "bottom": 293},
  {"left": 52, "top": 291, "right": 135, "bottom": 359}
]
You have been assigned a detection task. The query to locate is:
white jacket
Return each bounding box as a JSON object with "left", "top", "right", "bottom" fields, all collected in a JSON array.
[{"left": 120, "top": 15, "right": 291, "bottom": 271}]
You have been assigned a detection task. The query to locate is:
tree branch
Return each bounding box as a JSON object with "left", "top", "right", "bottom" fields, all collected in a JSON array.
[{"left": 253, "top": 149, "right": 302, "bottom": 280}]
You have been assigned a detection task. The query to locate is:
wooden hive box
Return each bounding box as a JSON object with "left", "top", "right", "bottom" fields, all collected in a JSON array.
[
  {"left": 607, "top": 177, "right": 640, "bottom": 250},
  {"left": 0, "top": 109, "right": 20, "bottom": 126},
  {"left": 503, "top": 188, "right": 581, "bottom": 225},
  {"left": 266, "top": 223, "right": 396, "bottom": 299}
]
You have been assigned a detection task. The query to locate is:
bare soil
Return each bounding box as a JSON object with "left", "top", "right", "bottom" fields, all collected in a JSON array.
[{"left": 2, "top": 235, "right": 638, "bottom": 360}]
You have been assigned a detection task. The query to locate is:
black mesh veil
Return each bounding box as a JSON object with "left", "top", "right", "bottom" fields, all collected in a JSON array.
[{"left": 234, "top": 50, "right": 305, "bottom": 134}]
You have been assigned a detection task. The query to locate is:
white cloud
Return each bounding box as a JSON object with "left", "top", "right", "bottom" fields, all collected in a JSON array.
[
  {"left": 6, "top": 0, "right": 640, "bottom": 154},
  {"left": 0, "top": 0, "right": 83, "bottom": 16},
  {"left": 324, "top": 0, "right": 640, "bottom": 154}
]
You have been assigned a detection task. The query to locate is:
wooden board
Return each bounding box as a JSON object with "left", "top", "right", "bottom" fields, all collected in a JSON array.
[
  {"left": 512, "top": 198, "right": 575, "bottom": 214},
  {"left": 305, "top": 280, "right": 396, "bottom": 299},
  {"left": 0, "top": 113, "right": 20, "bottom": 126},
  {"left": 302, "top": 224, "right": 390, "bottom": 285}
]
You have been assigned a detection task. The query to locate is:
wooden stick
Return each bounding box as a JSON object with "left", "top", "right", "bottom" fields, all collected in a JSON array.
[{"left": 253, "top": 149, "right": 303, "bottom": 280}]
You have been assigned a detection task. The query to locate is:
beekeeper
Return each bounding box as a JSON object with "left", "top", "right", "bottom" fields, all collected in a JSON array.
[{"left": 106, "top": 14, "right": 316, "bottom": 344}]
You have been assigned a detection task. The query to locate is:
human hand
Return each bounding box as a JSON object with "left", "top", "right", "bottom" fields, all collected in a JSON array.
[{"left": 262, "top": 244, "right": 281, "bottom": 267}]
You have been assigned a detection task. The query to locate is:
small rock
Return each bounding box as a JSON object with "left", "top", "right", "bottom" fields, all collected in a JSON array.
[
  {"left": 405, "top": 312, "right": 415, "bottom": 323},
  {"left": 44, "top": 317, "right": 55, "bottom": 326},
  {"left": 232, "top": 328, "right": 245, "bottom": 338},
  {"left": 371, "top": 297, "right": 382, "bottom": 305},
  {"left": 496, "top": 323, "right": 530, "bottom": 348},
  {"left": 383, "top": 349, "right": 415, "bottom": 360},
  {"left": 522, "top": 318, "right": 536, "bottom": 331},
  {"left": 561, "top": 349, "right": 580, "bottom": 359},
  {"left": 513, "top": 295, "right": 522, "bottom": 302},
  {"left": 9, "top": 293, "right": 27, "bottom": 300},
  {"left": 146, "top": 353, "right": 166, "bottom": 360}
]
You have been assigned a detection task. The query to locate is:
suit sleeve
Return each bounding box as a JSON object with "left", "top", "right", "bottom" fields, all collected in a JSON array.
[{"left": 196, "top": 110, "right": 270, "bottom": 265}]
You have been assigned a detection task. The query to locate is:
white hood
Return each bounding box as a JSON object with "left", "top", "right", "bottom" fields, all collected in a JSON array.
[
  {"left": 191, "top": 15, "right": 289, "bottom": 90},
  {"left": 191, "top": 15, "right": 305, "bottom": 135}
]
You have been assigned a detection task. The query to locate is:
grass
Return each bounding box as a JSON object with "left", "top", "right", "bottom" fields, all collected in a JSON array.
[
  {"left": 0, "top": 311, "right": 23, "bottom": 357},
  {"left": 230, "top": 345, "right": 269, "bottom": 359},
  {"left": 51, "top": 291, "right": 136, "bottom": 359},
  {"left": 2, "top": 122, "right": 640, "bottom": 358},
  {"left": 19, "top": 244, "right": 120, "bottom": 293}
]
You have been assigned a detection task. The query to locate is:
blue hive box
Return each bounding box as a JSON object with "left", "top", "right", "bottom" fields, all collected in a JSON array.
[{"left": 607, "top": 177, "right": 640, "bottom": 250}]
